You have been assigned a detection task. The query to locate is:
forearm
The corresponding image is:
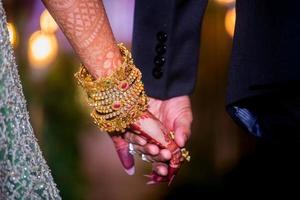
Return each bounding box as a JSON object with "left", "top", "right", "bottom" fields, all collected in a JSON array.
[{"left": 41, "top": 0, "right": 122, "bottom": 78}]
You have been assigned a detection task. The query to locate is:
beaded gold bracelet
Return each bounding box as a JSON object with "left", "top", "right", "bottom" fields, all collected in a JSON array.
[{"left": 74, "top": 43, "right": 148, "bottom": 133}]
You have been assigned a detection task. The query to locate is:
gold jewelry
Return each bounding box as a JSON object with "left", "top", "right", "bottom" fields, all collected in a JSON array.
[
  {"left": 169, "top": 131, "right": 175, "bottom": 140},
  {"left": 169, "top": 131, "right": 191, "bottom": 162},
  {"left": 74, "top": 43, "right": 148, "bottom": 133},
  {"left": 181, "top": 148, "right": 191, "bottom": 162}
]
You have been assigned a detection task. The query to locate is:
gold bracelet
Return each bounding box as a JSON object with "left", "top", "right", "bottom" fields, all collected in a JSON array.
[
  {"left": 91, "top": 93, "right": 148, "bottom": 132},
  {"left": 92, "top": 80, "right": 144, "bottom": 111},
  {"left": 74, "top": 43, "right": 148, "bottom": 133},
  {"left": 89, "top": 67, "right": 141, "bottom": 101}
]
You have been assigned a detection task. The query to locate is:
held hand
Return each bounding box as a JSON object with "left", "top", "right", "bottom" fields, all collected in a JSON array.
[
  {"left": 108, "top": 109, "right": 173, "bottom": 179},
  {"left": 127, "top": 111, "right": 185, "bottom": 184},
  {"left": 124, "top": 96, "right": 193, "bottom": 182},
  {"left": 107, "top": 112, "right": 171, "bottom": 177},
  {"left": 148, "top": 95, "right": 193, "bottom": 148}
]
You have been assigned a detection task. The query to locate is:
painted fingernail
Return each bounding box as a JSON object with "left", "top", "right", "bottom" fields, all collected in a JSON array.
[
  {"left": 168, "top": 175, "right": 175, "bottom": 186},
  {"left": 146, "top": 181, "right": 156, "bottom": 185},
  {"left": 144, "top": 174, "right": 153, "bottom": 178},
  {"left": 124, "top": 166, "right": 135, "bottom": 176}
]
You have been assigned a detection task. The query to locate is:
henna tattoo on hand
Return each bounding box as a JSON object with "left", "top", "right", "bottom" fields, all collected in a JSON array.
[
  {"left": 42, "top": 0, "right": 122, "bottom": 78},
  {"left": 42, "top": 0, "right": 76, "bottom": 10}
]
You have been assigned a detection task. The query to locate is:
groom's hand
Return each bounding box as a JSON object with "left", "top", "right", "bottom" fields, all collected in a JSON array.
[
  {"left": 148, "top": 96, "right": 193, "bottom": 148},
  {"left": 124, "top": 95, "right": 193, "bottom": 176}
]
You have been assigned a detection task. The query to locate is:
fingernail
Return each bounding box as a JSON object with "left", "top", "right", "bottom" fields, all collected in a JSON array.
[
  {"left": 178, "top": 135, "right": 187, "bottom": 147},
  {"left": 144, "top": 174, "right": 152, "bottom": 178},
  {"left": 146, "top": 181, "right": 156, "bottom": 185},
  {"left": 124, "top": 166, "right": 135, "bottom": 175},
  {"left": 168, "top": 175, "right": 175, "bottom": 186}
]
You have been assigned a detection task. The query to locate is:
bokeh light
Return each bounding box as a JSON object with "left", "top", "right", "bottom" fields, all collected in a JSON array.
[
  {"left": 7, "top": 22, "right": 18, "bottom": 47},
  {"left": 225, "top": 7, "right": 236, "bottom": 38},
  {"left": 28, "top": 31, "right": 58, "bottom": 68},
  {"left": 40, "top": 9, "right": 58, "bottom": 33},
  {"left": 215, "top": 0, "right": 235, "bottom": 6}
]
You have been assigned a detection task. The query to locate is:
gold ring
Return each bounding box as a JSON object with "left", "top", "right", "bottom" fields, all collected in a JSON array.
[{"left": 181, "top": 148, "right": 191, "bottom": 162}]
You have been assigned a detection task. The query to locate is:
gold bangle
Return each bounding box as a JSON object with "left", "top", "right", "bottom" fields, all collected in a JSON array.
[
  {"left": 91, "top": 93, "right": 148, "bottom": 132},
  {"left": 92, "top": 80, "right": 144, "bottom": 112},
  {"left": 74, "top": 43, "right": 148, "bottom": 133}
]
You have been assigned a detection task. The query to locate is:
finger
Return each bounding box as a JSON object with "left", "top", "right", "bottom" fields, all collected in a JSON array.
[
  {"left": 133, "top": 143, "right": 160, "bottom": 156},
  {"left": 111, "top": 136, "right": 135, "bottom": 175},
  {"left": 174, "top": 117, "right": 192, "bottom": 147},
  {"left": 158, "top": 149, "right": 172, "bottom": 161},
  {"left": 149, "top": 149, "right": 172, "bottom": 162},
  {"left": 153, "top": 162, "right": 169, "bottom": 176},
  {"left": 152, "top": 149, "right": 172, "bottom": 162},
  {"left": 124, "top": 132, "right": 147, "bottom": 146}
]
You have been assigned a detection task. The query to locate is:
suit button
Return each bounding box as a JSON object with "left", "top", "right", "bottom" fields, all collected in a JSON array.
[
  {"left": 157, "top": 31, "right": 168, "bottom": 43},
  {"left": 154, "top": 56, "right": 166, "bottom": 67},
  {"left": 155, "top": 44, "right": 167, "bottom": 55},
  {"left": 152, "top": 67, "right": 163, "bottom": 79}
]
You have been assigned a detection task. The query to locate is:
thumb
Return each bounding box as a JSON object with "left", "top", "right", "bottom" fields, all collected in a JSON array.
[
  {"left": 111, "top": 135, "right": 135, "bottom": 175},
  {"left": 173, "top": 117, "right": 192, "bottom": 148}
]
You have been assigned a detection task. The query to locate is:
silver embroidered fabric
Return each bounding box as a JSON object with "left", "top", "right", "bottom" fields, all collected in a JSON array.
[{"left": 0, "top": 1, "right": 61, "bottom": 199}]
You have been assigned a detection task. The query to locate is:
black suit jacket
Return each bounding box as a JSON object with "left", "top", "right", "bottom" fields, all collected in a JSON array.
[
  {"left": 132, "top": 0, "right": 300, "bottom": 138},
  {"left": 227, "top": 0, "right": 300, "bottom": 104},
  {"left": 132, "top": 0, "right": 207, "bottom": 99}
]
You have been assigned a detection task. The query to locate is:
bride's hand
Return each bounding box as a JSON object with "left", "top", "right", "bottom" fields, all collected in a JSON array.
[{"left": 42, "top": 0, "right": 192, "bottom": 184}]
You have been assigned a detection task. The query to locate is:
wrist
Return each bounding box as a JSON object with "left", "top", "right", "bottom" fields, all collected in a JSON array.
[
  {"left": 75, "top": 43, "right": 148, "bottom": 133},
  {"left": 84, "top": 45, "right": 123, "bottom": 79}
]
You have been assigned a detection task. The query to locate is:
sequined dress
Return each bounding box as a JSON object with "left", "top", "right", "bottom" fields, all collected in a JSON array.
[{"left": 0, "top": 1, "right": 61, "bottom": 199}]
